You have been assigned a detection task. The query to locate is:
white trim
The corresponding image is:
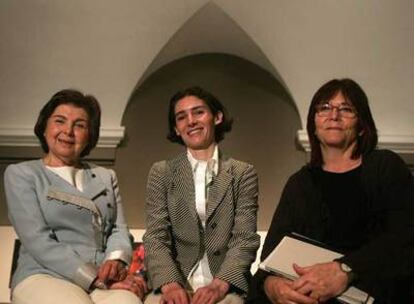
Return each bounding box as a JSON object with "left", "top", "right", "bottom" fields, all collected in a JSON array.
[
  {"left": 297, "top": 130, "right": 312, "bottom": 152},
  {"left": 297, "top": 129, "right": 414, "bottom": 154},
  {"left": 0, "top": 127, "right": 125, "bottom": 148}
]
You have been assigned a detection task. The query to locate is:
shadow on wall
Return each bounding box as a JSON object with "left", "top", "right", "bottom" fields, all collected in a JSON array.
[{"left": 115, "top": 53, "right": 307, "bottom": 230}]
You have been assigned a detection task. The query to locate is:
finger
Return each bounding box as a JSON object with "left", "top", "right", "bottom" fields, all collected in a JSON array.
[
  {"left": 135, "top": 278, "right": 148, "bottom": 294},
  {"left": 136, "top": 281, "right": 147, "bottom": 296},
  {"left": 133, "top": 284, "right": 144, "bottom": 300},
  {"left": 112, "top": 261, "right": 126, "bottom": 281},
  {"left": 109, "top": 281, "right": 128, "bottom": 289},
  {"left": 192, "top": 291, "right": 200, "bottom": 304},
  {"left": 278, "top": 284, "right": 317, "bottom": 304},
  {"left": 107, "top": 264, "right": 119, "bottom": 281},
  {"left": 180, "top": 292, "right": 191, "bottom": 304},
  {"left": 160, "top": 297, "right": 171, "bottom": 304},
  {"left": 142, "top": 281, "right": 149, "bottom": 294},
  {"left": 288, "top": 290, "right": 318, "bottom": 304},
  {"left": 98, "top": 263, "right": 111, "bottom": 282},
  {"left": 117, "top": 267, "right": 127, "bottom": 281},
  {"left": 192, "top": 288, "right": 209, "bottom": 304},
  {"left": 293, "top": 263, "right": 310, "bottom": 276},
  {"left": 94, "top": 279, "right": 107, "bottom": 290},
  {"left": 291, "top": 276, "right": 308, "bottom": 291},
  {"left": 295, "top": 283, "right": 314, "bottom": 295},
  {"left": 207, "top": 294, "right": 218, "bottom": 304}
]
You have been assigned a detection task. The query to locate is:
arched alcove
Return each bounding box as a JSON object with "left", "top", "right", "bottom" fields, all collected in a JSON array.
[
  {"left": 134, "top": 1, "right": 293, "bottom": 111},
  {"left": 115, "top": 53, "right": 306, "bottom": 230}
]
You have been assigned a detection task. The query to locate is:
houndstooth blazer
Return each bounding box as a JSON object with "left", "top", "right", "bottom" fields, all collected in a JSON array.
[{"left": 143, "top": 151, "right": 260, "bottom": 295}]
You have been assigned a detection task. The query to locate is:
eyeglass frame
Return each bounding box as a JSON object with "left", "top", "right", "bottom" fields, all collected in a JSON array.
[{"left": 315, "top": 102, "right": 358, "bottom": 118}]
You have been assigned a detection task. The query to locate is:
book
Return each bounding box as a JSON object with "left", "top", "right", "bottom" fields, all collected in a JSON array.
[{"left": 259, "top": 235, "right": 374, "bottom": 304}]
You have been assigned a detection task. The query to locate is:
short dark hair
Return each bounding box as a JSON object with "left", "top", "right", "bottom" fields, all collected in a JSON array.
[
  {"left": 306, "top": 78, "right": 378, "bottom": 167},
  {"left": 167, "top": 86, "right": 233, "bottom": 145},
  {"left": 34, "top": 89, "right": 101, "bottom": 157}
]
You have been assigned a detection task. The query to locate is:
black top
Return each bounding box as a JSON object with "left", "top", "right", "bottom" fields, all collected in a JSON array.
[
  {"left": 248, "top": 150, "right": 414, "bottom": 304},
  {"left": 317, "top": 166, "right": 368, "bottom": 252}
]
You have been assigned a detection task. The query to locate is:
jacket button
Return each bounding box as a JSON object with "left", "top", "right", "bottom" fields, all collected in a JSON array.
[
  {"left": 213, "top": 250, "right": 221, "bottom": 256},
  {"left": 211, "top": 222, "right": 217, "bottom": 229},
  {"left": 107, "top": 203, "right": 111, "bottom": 208},
  {"left": 92, "top": 174, "right": 96, "bottom": 178}
]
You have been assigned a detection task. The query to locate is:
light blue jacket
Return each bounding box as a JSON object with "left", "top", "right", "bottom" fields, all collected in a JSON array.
[{"left": 4, "top": 159, "right": 132, "bottom": 291}]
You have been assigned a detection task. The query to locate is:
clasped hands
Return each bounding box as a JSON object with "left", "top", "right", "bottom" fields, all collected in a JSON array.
[
  {"left": 160, "top": 278, "right": 229, "bottom": 304},
  {"left": 264, "top": 261, "right": 349, "bottom": 304},
  {"left": 92, "top": 260, "right": 148, "bottom": 299}
]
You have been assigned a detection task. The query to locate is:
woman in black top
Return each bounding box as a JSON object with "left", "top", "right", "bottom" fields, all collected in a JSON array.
[{"left": 249, "top": 78, "right": 414, "bottom": 304}]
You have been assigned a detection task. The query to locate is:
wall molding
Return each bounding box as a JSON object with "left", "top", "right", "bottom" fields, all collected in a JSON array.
[
  {"left": 2, "top": 127, "right": 413, "bottom": 155},
  {"left": 297, "top": 129, "right": 414, "bottom": 154},
  {"left": 0, "top": 127, "right": 125, "bottom": 148}
]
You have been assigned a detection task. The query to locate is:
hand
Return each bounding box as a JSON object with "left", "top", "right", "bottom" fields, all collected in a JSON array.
[
  {"left": 192, "top": 278, "right": 229, "bottom": 304},
  {"left": 110, "top": 274, "right": 148, "bottom": 300},
  {"left": 160, "top": 282, "right": 191, "bottom": 304},
  {"left": 264, "top": 276, "right": 318, "bottom": 304},
  {"left": 292, "top": 262, "right": 348, "bottom": 302},
  {"left": 97, "top": 260, "right": 127, "bottom": 285}
]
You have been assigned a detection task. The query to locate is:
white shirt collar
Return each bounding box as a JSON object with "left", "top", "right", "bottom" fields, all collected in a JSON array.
[{"left": 187, "top": 145, "right": 219, "bottom": 175}]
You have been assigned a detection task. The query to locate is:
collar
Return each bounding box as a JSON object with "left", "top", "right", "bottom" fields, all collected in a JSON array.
[{"left": 187, "top": 145, "right": 219, "bottom": 175}]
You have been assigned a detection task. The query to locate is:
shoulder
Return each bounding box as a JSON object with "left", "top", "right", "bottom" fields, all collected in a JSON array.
[
  {"left": 148, "top": 160, "right": 171, "bottom": 178},
  {"left": 364, "top": 149, "right": 403, "bottom": 163},
  {"left": 5, "top": 159, "right": 44, "bottom": 179},
  {"left": 362, "top": 149, "right": 413, "bottom": 191},
  {"left": 4, "top": 160, "right": 47, "bottom": 192},
  {"left": 286, "top": 165, "right": 313, "bottom": 186},
  {"left": 146, "top": 160, "right": 173, "bottom": 185},
  {"left": 363, "top": 149, "right": 409, "bottom": 172},
  {"left": 150, "top": 160, "right": 169, "bottom": 172},
  {"left": 223, "top": 156, "right": 256, "bottom": 175},
  {"left": 83, "top": 162, "right": 117, "bottom": 183},
  {"left": 149, "top": 153, "right": 188, "bottom": 175},
  {"left": 223, "top": 157, "right": 254, "bottom": 169},
  {"left": 85, "top": 162, "right": 113, "bottom": 174}
]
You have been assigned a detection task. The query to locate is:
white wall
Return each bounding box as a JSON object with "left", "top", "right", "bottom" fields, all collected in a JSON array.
[
  {"left": 0, "top": 226, "right": 266, "bottom": 303},
  {"left": 0, "top": 0, "right": 413, "bottom": 151}
]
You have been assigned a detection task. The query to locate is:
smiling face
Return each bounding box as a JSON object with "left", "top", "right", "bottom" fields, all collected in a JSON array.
[
  {"left": 43, "top": 103, "right": 90, "bottom": 166},
  {"left": 314, "top": 92, "right": 359, "bottom": 150},
  {"left": 174, "top": 95, "right": 223, "bottom": 154}
]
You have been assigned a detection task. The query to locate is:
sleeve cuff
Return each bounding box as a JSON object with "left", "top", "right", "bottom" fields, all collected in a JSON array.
[
  {"left": 105, "top": 249, "right": 131, "bottom": 265},
  {"left": 73, "top": 262, "right": 98, "bottom": 291}
]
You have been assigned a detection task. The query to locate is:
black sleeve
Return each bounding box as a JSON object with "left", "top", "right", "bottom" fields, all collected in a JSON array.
[{"left": 339, "top": 150, "right": 414, "bottom": 298}]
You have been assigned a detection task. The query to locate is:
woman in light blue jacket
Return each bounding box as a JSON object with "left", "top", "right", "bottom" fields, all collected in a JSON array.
[{"left": 4, "top": 90, "right": 146, "bottom": 304}]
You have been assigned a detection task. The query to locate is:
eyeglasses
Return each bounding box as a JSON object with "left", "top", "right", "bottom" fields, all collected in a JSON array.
[{"left": 315, "top": 103, "right": 357, "bottom": 118}]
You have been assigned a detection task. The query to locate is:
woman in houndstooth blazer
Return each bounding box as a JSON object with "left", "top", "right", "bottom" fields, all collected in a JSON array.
[{"left": 143, "top": 87, "right": 260, "bottom": 304}]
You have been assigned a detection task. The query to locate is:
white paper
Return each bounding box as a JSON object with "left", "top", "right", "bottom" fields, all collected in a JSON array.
[{"left": 260, "top": 236, "right": 374, "bottom": 304}]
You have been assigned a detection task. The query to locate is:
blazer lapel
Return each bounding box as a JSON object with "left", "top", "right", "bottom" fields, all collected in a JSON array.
[
  {"left": 206, "top": 154, "right": 232, "bottom": 221},
  {"left": 44, "top": 164, "right": 107, "bottom": 215},
  {"left": 170, "top": 153, "right": 199, "bottom": 221}
]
